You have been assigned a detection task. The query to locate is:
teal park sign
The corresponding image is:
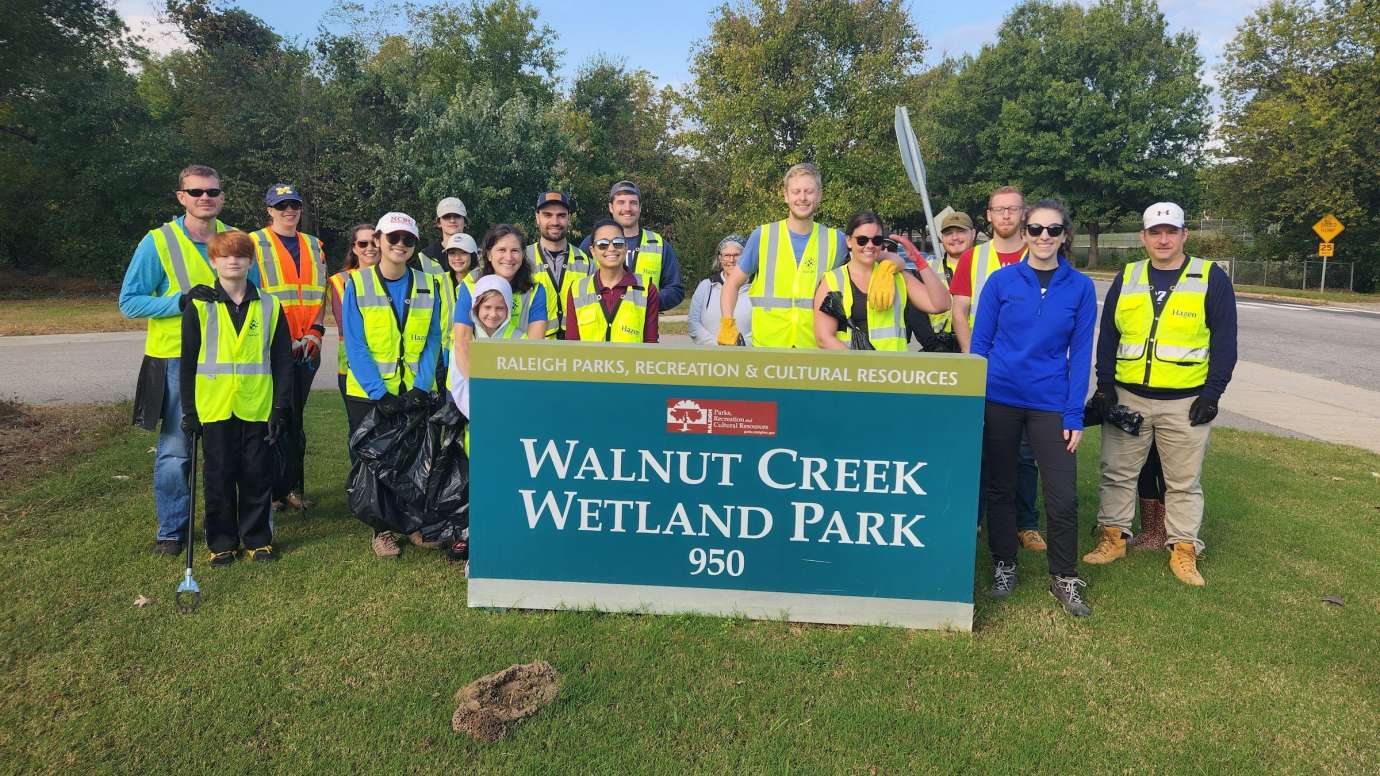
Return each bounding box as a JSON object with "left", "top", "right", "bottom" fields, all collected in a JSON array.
[{"left": 467, "top": 341, "right": 986, "bottom": 631}]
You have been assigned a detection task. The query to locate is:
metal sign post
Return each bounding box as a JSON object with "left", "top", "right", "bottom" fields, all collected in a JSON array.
[{"left": 1313, "top": 215, "right": 1344, "bottom": 295}]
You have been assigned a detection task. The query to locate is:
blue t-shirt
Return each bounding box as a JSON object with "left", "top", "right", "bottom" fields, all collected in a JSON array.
[
  {"left": 341, "top": 269, "right": 442, "bottom": 399},
  {"left": 736, "top": 223, "right": 849, "bottom": 278},
  {"left": 454, "top": 281, "right": 547, "bottom": 328},
  {"left": 271, "top": 230, "right": 302, "bottom": 269}
]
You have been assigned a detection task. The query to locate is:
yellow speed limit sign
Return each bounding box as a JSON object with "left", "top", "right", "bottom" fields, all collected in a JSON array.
[
  {"left": 1319, "top": 242, "right": 1335, "bottom": 257},
  {"left": 1313, "top": 214, "right": 1344, "bottom": 242}
]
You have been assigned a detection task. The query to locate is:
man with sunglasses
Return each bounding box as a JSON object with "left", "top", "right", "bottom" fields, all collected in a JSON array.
[
  {"left": 528, "top": 191, "right": 592, "bottom": 339},
  {"left": 1083, "top": 202, "right": 1237, "bottom": 587},
  {"left": 578, "top": 181, "right": 685, "bottom": 310},
  {"left": 120, "top": 164, "right": 253, "bottom": 556},
  {"left": 250, "top": 183, "right": 327, "bottom": 511}
]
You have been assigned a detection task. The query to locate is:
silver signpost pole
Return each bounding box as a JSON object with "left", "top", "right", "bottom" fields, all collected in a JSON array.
[{"left": 895, "top": 106, "right": 941, "bottom": 272}]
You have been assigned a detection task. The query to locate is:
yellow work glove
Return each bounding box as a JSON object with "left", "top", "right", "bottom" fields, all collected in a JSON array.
[
  {"left": 868, "top": 260, "right": 900, "bottom": 311},
  {"left": 717, "top": 317, "right": 742, "bottom": 346}
]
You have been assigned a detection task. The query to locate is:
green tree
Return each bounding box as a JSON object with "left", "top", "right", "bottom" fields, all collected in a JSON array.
[
  {"left": 1211, "top": 0, "right": 1379, "bottom": 290},
  {"left": 930, "top": 0, "right": 1209, "bottom": 266}
]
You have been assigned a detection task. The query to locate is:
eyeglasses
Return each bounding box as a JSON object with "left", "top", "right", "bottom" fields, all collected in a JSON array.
[
  {"left": 179, "top": 188, "right": 222, "bottom": 198},
  {"left": 990, "top": 206, "right": 1023, "bottom": 216},
  {"left": 354, "top": 240, "right": 375, "bottom": 249},
  {"left": 271, "top": 201, "right": 302, "bottom": 211},
  {"left": 593, "top": 238, "right": 627, "bottom": 250},
  {"left": 852, "top": 235, "right": 890, "bottom": 247},
  {"left": 1025, "top": 224, "right": 1066, "bottom": 237},
  {"left": 383, "top": 232, "right": 417, "bottom": 247}
]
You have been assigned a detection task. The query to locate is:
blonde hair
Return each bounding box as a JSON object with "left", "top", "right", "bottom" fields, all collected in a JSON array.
[
  {"left": 473, "top": 289, "right": 508, "bottom": 315},
  {"left": 783, "top": 162, "right": 822, "bottom": 190}
]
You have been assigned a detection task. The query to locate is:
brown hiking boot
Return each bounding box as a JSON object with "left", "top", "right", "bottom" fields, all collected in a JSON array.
[
  {"left": 409, "top": 531, "right": 441, "bottom": 549},
  {"left": 1170, "top": 543, "right": 1205, "bottom": 586},
  {"left": 1082, "top": 526, "right": 1127, "bottom": 564},
  {"left": 1017, "top": 530, "right": 1047, "bottom": 551},
  {"left": 1129, "top": 498, "right": 1167, "bottom": 551},
  {"left": 372, "top": 531, "right": 402, "bottom": 558},
  {"left": 285, "top": 491, "right": 313, "bottom": 511}
]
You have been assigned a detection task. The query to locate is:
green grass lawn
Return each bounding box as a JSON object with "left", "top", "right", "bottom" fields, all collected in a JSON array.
[{"left": 1, "top": 401, "right": 1377, "bottom": 774}]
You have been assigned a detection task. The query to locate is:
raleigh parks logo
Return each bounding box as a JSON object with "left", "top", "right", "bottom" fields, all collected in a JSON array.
[{"left": 666, "top": 399, "right": 776, "bottom": 437}]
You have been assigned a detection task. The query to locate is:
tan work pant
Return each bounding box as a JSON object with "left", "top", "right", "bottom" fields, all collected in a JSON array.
[{"left": 1097, "top": 392, "right": 1210, "bottom": 553}]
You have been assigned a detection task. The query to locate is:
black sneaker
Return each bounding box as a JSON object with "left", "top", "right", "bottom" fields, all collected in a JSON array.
[
  {"left": 446, "top": 539, "right": 469, "bottom": 563},
  {"left": 208, "top": 550, "right": 236, "bottom": 568},
  {"left": 154, "top": 539, "right": 183, "bottom": 556},
  {"left": 245, "top": 545, "right": 278, "bottom": 562},
  {"left": 991, "top": 561, "right": 1018, "bottom": 598},
  {"left": 1050, "top": 576, "right": 1092, "bottom": 617}
]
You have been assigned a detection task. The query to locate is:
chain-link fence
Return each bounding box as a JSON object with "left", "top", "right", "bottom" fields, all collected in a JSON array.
[{"left": 1222, "top": 259, "right": 1355, "bottom": 292}]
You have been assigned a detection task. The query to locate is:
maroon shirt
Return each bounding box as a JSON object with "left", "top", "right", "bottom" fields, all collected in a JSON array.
[{"left": 564, "top": 270, "right": 659, "bottom": 342}]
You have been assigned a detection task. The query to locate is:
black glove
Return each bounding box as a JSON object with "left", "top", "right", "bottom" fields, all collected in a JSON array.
[
  {"left": 265, "top": 407, "right": 286, "bottom": 445},
  {"left": 377, "top": 392, "right": 405, "bottom": 417},
  {"left": 180, "top": 412, "right": 201, "bottom": 436},
  {"left": 403, "top": 387, "right": 432, "bottom": 411},
  {"left": 1088, "top": 384, "right": 1117, "bottom": 419},
  {"left": 179, "top": 284, "right": 219, "bottom": 310},
  {"left": 1189, "top": 396, "right": 1218, "bottom": 426}
]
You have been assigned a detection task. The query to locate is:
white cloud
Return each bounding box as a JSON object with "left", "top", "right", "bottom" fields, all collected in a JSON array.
[{"left": 115, "top": 0, "right": 190, "bottom": 56}]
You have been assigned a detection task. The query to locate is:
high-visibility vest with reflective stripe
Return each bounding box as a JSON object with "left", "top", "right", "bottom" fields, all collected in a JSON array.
[
  {"left": 966, "top": 242, "right": 1026, "bottom": 326},
  {"left": 142, "top": 218, "right": 234, "bottom": 357},
  {"left": 628, "top": 229, "right": 664, "bottom": 292},
  {"left": 748, "top": 220, "right": 842, "bottom": 349},
  {"left": 1113, "top": 258, "right": 1213, "bottom": 389},
  {"left": 467, "top": 272, "right": 541, "bottom": 339},
  {"left": 328, "top": 270, "right": 352, "bottom": 375},
  {"left": 929, "top": 254, "right": 960, "bottom": 333},
  {"left": 528, "top": 242, "right": 593, "bottom": 339},
  {"left": 344, "top": 267, "right": 436, "bottom": 399},
  {"left": 571, "top": 275, "right": 647, "bottom": 342},
  {"left": 250, "top": 229, "right": 326, "bottom": 340},
  {"left": 821, "top": 266, "right": 907, "bottom": 352},
  {"left": 415, "top": 252, "right": 456, "bottom": 354},
  {"left": 192, "top": 293, "right": 280, "bottom": 423}
]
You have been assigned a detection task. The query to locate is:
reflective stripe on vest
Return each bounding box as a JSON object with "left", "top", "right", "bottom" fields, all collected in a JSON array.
[
  {"left": 328, "top": 271, "right": 351, "bottom": 374},
  {"left": 628, "top": 229, "right": 663, "bottom": 291},
  {"left": 1113, "top": 257, "right": 1213, "bottom": 389},
  {"left": 966, "top": 242, "right": 1025, "bottom": 326},
  {"left": 929, "top": 254, "right": 959, "bottom": 333},
  {"left": 414, "top": 252, "right": 455, "bottom": 353},
  {"left": 572, "top": 275, "right": 647, "bottom": 342},
  {"left": 143, "top": 219, "right": 232, "bottom": 358},
  {"left": 344, "top": 268, "right": 435, "bottom": 399},
  {"left": 528, "top": 242, "right": 593, "bottom": 339},
  {"left": 193, "top": 293, "right": 279, "bottom": 423},
  {"left": 748, "top": 221, "right": 841, "bottom": 349},
  {"left": 822, "top": 266, "right": 907, "bottom": 352},
  {"left": 251, "top": 229, "right": 326, "bottom": 339}
]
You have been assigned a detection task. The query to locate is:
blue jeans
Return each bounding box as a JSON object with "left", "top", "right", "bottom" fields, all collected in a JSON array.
[
  {"left": 1017, "top": 432, "right": 1041, "bottom": 531},
  {"left": 154, "top": 358, "right": 192, "bottom": 541}
]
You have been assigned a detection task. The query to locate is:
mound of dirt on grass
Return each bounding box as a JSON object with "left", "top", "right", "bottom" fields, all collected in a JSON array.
[{"left": 452, "top": 661, "right": 560, "bottom": 742}]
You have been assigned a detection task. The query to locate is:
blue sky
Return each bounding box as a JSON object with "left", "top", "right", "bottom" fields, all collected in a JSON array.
[{"left": 117, "top": 0, "right": 1265, "bottom": 91}]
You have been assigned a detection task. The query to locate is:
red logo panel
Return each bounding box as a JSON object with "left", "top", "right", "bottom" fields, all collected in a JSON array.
[{"left": 666, "top": 399, "right": 777, "bottom": 437}]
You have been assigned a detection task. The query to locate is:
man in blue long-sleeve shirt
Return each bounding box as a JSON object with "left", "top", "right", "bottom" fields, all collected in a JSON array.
[
  {"left": 119, "top": 164, "right": 251, "bottom": 556},
  {"left": 578, "top": 180, "right": 684, "bottom": 309},
  {"left": 1083, "top": 202, "right": 1238, "bottom": 587}
]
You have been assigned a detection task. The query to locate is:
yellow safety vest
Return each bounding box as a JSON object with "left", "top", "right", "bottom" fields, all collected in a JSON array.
[
  {"left": 628, "top": 228, "right": 664, "bottom": 292},
  {"left": 250, "top": 228, "right": 326, "bottom": 339},
  {"left": 192, "top": 292, "right": 280, "bottom": 423},
  {"left": 966, "top": 242, "right": 1026, "bottom": 326},
  {"left": 1114, "top": 258, "right": 1213, "bottom": 389},
  {"left": 328, "top": 270, "right": 352, "bottom": 375},
  {"left": 345, "top": 267, "right": 436, "bottom": 399},
  {"left": 571, "top": 275, "right": 648, "bottom": 343},
  {"left": 466, "top": 272, "right": 540, "bottom": 339},
  {"left": 528, "top": 242, "right": 593, "bottom": 339},
  {"left": 821, "top": 266, "right": 907, "bottom": 352},
  {"left": 416, "top": 252, "right": 456, "bottom": 355},
  {"left": 748, "top": 220, "right": 843, "bottom": 349},
  {"left": 142, "top": 218, "right": 234, "bottom": 358},
  {"left": 928, "top": 254, "right": 960, "bottom": 334}
]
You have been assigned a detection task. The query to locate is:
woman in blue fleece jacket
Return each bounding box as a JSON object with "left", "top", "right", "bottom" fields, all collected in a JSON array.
[{"left": 971, "top": 198, "right": 1096, "bottom": 617}]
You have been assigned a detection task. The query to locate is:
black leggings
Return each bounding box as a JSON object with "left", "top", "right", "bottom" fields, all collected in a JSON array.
[
  {"left": 982, "top": 401, "right": 1079, "bottom": 577},
  {"left": 1137, "top": 440, "right": 1165, "bottom": 500}
]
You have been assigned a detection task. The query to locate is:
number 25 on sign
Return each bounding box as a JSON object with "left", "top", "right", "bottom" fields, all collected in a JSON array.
[{"left": 1318, "top": 242, "right": 1335, "bottom": 257}]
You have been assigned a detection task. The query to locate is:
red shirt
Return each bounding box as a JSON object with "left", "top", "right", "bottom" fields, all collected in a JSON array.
[
  {"left": 564, "top": 270, "right": 660, "bottom": 342},
  {"left": 948, "top": 244, "right": 1026, "bottom": 297}
]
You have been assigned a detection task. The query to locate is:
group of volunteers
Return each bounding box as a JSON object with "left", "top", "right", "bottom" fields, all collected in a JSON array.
[{"left": 120, "top": 161, "right": 1237, "bottom": 618}]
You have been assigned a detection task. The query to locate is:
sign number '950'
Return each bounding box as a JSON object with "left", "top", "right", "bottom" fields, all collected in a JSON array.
[{"left": 689, "top": 548, "right": 744, "bottom": 577}]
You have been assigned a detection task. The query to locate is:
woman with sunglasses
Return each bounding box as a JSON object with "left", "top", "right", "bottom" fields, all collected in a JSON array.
[
  {"left": 340, "top": 212, "right": 444, "bottom": 559},
  {"left": 564, "top": 219, "right": 660, "bottom": 342},
  {"left": 971, "top": 198, "right": 1096, "bottom": 617},
  {"left": 328, "top": 224, "right": 380, "bottom": 402},
  {"left": 812, "top": 211, "right": 950, "bottom": 351}
]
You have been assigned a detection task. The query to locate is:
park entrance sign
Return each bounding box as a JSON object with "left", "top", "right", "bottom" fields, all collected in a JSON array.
[{"left": 467, "top": 341, "right": 986, "bottom": 631}]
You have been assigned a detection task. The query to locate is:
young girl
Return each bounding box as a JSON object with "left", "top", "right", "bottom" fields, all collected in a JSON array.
[
  {"left": 453, "top": 224, "right": 547, "bottom": 379},
  {"left": 449, "top": 274, "right": 518, "bottom": 418}
]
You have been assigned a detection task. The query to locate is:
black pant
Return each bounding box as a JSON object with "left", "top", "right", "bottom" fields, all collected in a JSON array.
[
  {"left": 983, "top": 401, "right": 1079, "bottom": 576},
  {"left": 272, "top": 360, "right": 317, "bottom": 499},
  {"left": 1138, "top": 439, "right": 1165, "bottom": 500},
  {"left": 200, "top": 417, "right": 273, "bottom": 552}
]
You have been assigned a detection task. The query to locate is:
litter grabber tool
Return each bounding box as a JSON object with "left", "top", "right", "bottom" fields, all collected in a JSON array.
[
  {"left": 894, "top": 106, "right": 942, "bottom": 276},
  {"left": 175, "top": 435, "right": 201, "bottom": 613}
]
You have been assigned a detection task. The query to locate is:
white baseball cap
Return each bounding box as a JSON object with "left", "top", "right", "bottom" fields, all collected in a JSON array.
[
  {"left": 1143, "top": 202, "right": 1185, "bottom": 230},
  {"left": 444, "top": 233, "right": 478, "bottom": 254},
  {"left": 436, "top": 197, "right": 468, "bottom": 219},
  {"left": 375, "top": 211, "right": 419, "bottom": 237}
]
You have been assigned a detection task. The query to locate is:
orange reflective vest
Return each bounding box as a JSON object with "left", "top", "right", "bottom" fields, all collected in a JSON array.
[{"left": 251, "top": 228, "right": 327, "bottom": 340}]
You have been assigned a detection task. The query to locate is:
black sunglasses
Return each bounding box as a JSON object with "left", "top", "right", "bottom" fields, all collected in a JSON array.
[
  {"left": 853, "top": 235, "right": 891, "bottom": 247},
  {"left": 1026, "top": 224, "right": 1066, "bottom": 237},
  {"left": 384, "top": 232, "right": 417, "bottom": 247},
  {"left": 179, "top": 188, "right": 222, "bottom": 198},
  {"left": 271, "top": 201, "right": 302, "bottom": 211},
  {"left": 354, "top": 240, "right": 375, "bottom": 249},
  {"left": 593, "top": 238, "right": 627, "bottom": 250}
]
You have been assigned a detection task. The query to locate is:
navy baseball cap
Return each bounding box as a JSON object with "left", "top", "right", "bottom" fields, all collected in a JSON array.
[
  {"left": 265, "top": 183, "right": 302, "bottom": 206},
  {"left": 535, "top": 190, "right": 571, "bottom": 211},
  {"left": 608, "top": 180, "right": 640, "bottom": 200}
]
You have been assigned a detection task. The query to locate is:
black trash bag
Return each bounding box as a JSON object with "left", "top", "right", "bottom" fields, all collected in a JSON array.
[
  {"left": 269, "top": 418, "right": 306, "bottom": 500},
  {"left": 347, "top": 403, "right": 431, "bottom": 534},
  {"left": 346, "top": 456, "right": 421, "bottom": 534},
  {"left": 418, "top": 401, "right": 470, "bottom": 542},
  {"left": 820, "top": 291, "right": 874, "bottom": 351}
]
